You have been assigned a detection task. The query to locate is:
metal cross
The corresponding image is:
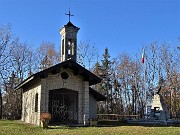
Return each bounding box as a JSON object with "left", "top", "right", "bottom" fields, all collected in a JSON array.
[{"left": 65, "top": 10, "right": 74, "bottom": 22}]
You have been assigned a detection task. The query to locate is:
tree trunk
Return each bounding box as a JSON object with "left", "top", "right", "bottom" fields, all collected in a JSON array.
[{"left": 0, "top": 89, "right": 2, "bottom": 119}]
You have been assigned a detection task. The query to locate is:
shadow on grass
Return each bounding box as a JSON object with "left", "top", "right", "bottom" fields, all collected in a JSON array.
[
  {"left": 0, "top": 120, "right": 24, "bottom": 126},
  {"left": 2, "top": 120, "right": 178, "bottom": 130},
  {"left": 97, "top": 120, "right": 180, "bottom": 127},
  {"left": 47, "top": 120, "right": 180, "bottom": 129}
]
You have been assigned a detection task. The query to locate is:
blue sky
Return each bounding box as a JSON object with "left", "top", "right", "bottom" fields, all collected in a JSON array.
[{"left": 0, "top": 0, "right": 180, "bottom": 58}]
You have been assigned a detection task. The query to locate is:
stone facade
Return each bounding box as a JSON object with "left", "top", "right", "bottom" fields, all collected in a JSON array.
[
  {"left": 21, "top": 83, "right": 41, "bottom": 125},
  {"left": 21, "top": 68, "right": 98, "bottom": 125},
  {"left": 89, "top": 93, "right": 97, "bottom": 119}
]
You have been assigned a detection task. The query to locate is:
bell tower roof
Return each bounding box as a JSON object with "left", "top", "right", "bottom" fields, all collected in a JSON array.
[
  {"left": 60, "top": 21, "right": 80, "bottom": 32},
  {"left": 66, "top": 21, "right": 75, "bottom": 27},
  {"left": 65, "top": 21, "right": 78, "bottom": 28}
]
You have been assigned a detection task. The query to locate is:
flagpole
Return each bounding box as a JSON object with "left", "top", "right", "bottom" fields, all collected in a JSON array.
[
  {"left": 142, "top": 48, "right": 147, "bottom": 119},
  {"left": 144, "top": 49, "right": 147, "bottom": 119}
]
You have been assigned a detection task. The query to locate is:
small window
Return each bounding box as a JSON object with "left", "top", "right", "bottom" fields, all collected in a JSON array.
[
  {"left": 62, "top": 39, "right": 64, "bottom": 55},
  {"left": 61, "top": 72, "right": 69, "bottom": 79},
  {"left": 35, "top": 93, "right": 38, "bottom": 112}
]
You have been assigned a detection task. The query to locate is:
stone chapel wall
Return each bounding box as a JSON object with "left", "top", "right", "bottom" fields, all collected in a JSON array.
[
  {"left": 22, "top": 84, "right": 41, "bottom": 125},
  {"left": 89, "top": 93, "right": 97, "bottom": 119},
  {"left": 40, "top": 68, "right": 89, "bottom": 124}
]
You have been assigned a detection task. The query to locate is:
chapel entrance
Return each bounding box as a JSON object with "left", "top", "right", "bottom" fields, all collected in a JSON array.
[{"left": 49, "top": 89, "right": 78, "bottom": 124}]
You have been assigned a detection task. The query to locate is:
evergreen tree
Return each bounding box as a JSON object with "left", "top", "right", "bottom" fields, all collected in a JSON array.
[
  {"left": 99, "top": 47, "right": 113, "bottom": 113},
  {"left": 2, "top": 71, "right": 21, "bottom": 119}
]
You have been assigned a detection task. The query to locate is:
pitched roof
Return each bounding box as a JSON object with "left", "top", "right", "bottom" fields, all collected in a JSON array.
[
  {"left": 65, "top": 21, "right": 76, "bottom": 27},
  {"left": 15, "top": 59, "right": 101, "bottom": 89},
  {"left": 63, "top": 21, "right": 80, "bottom": 30},
  {"left": 89, "top": 87, "right": 106, "bottom": 101}
]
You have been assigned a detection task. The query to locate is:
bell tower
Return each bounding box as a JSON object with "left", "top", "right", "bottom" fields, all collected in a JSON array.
[{"left": 60, "top": 11, "right": 80, "bottom": 62}]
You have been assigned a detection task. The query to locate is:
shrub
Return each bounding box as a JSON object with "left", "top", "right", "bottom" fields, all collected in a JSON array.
[{"left": 40, "top": 112, "right": 51, "bottom": 129}]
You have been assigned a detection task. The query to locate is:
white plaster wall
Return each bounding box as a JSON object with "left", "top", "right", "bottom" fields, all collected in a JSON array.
[{"left": 22, "top": 84, "right": 41, "bottom": 125}]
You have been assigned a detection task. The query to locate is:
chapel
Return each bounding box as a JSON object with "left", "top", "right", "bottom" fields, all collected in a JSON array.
[{"left": 15, "top": 16, "right": 105, "bottom": 125}]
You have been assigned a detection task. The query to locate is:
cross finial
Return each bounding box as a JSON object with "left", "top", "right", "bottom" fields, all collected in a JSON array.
[{"left": 65, "top": 9, "right": 74, "bottom": 22}]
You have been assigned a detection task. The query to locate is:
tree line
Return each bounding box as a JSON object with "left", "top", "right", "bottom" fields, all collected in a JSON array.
[
  {"left": 93, "top": 44, "right": 179, "bottom": 119},
  {"left": 0, "top": 23, "right": 179, "bottom": 120},
  {"left": 0, "top": 24, "right": 60, "bottom": 119}
]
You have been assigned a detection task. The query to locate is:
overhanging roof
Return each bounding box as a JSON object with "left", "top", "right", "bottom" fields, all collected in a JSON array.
[
  {"left": 15, "top": 59, "right": 101, "bottom": 89},
  {"left": 89, "top": 87, "right": 106, "bottom": 101}
]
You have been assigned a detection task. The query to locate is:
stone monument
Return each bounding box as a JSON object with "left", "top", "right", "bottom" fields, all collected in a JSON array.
[{"left": 150, "top": 87, "right": 170, "bottom": 120}]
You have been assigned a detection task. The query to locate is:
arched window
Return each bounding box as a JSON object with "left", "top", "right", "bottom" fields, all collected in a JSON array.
[{"left": 35, "top": 93, "right": 38, "bottom": 112}]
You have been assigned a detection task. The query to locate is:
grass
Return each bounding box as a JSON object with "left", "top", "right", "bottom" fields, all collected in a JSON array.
[{"left": 0, "top": 120, "right": 180, "bottom": 135}]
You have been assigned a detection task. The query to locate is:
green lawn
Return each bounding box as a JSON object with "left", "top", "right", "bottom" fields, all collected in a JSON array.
[{"left": 0, "top": 120, "right": 179, "bottom": 135}]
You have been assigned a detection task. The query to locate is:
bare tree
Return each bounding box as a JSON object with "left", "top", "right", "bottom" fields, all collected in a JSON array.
[
  {"left": 2, "top": 39, "right": 35, "bottom": 119},
  {"left": 144, "top": 42, "right": 180, "bottom": 118},
  {"left": 115, "top": 53, "right": 143, "bottom": 115},
  {"left": 77, "top": 40, "right": 98, "bottom": 69},
  {"left": 0, "top": 24, "right": 14, "bottom": 119},
  {"left": 10, "top": 41, "right": 34, "bottom": 82},
  {"left": 0, "top": 23, "right": 36, "bottom": 119},
  {"left": 36, "top": 42, "right": 60, "bottom": 70}
]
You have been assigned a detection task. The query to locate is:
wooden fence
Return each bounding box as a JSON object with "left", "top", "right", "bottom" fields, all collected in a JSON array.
[{"left": 97, "top": 114, "right": 139, "bottom": 121}]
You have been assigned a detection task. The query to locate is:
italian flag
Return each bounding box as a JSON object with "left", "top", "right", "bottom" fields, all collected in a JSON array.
[{"left": 142, "top": 49, "right": 145, "bottom": 64}]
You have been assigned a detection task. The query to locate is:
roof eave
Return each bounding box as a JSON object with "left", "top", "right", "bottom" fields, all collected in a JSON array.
[
  {"left": 15, "top": 76, "right": 34, "bottom": 90},
  {"left": 14, "top": 60, "right": 102, "bottom": 89}
]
